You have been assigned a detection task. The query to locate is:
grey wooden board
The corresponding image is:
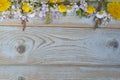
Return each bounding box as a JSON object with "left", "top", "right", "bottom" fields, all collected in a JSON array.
[
  {"left": 0, "top": 66, "right": 120, "bottom": 80},
  {"left": 0, "top": 27, "right": 120, "bottom": 65},
  {"left": 0, "top": 27, "right": 120, "bottom": 80},
  {"left": 1, "top": 17, "right": 120, "bottom": 28}
]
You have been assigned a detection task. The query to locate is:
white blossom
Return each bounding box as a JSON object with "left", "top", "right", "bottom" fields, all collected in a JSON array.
[
  {"left": 73, "top": 3, "right": 79, "bottom": 11},
  {"left": 79, "top": 0, "right": 88, "bottom": 11},
  {"left": 96, "top": 11, "right": 107, "bottom": 19}
]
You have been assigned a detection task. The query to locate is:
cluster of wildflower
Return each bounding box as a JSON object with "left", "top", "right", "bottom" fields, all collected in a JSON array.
[{"left": 0, "top": 0, "right": 120, "bottom": 28}]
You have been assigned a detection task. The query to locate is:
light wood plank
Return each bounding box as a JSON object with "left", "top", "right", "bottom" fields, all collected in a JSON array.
[
  {"left": 0, "top": 66, "right": 120, "bottom": 80},
  {"left": 0, "top": 17, "right": 95, "bottom": 28},
  {"left": 0, "top": 27, "right": 120, "bottom": 66},
  {"left": 0, "top": 17, "right": 120, "bottom": 28}
]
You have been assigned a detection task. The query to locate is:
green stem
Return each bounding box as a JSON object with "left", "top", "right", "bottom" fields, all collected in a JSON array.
[{"left": 94, "top": 0, "right": 103, "bottom": 29}]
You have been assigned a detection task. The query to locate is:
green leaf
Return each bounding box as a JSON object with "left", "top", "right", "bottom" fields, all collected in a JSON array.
[
  {"left": 45, "top": 12, "right": 52, "bottom": 24},
  {"left": 103, "top": 0, "right": 108, "bottom": 11},
  {"left": 76, "top": 10, "right": 82, "bottom": 18},
  {"left": 63, "top": 12, "right": 67, "bottom": 16},
  {"left": 63, "top": 0, "right": 70, "bottom": 5}
]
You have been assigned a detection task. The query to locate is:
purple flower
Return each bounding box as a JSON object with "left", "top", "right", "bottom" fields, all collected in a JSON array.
[
  {"left": 39, "top": 11, "right": 46, "bottom": 18},
  {"left": 79, "top": 1, "right": 88, "bottom": 11},
  {"left": 39, "top": 3, "right": 49, "bottom": 18},
  {"left": 52, "top": 11, "right": 61, "bottom": 19}
]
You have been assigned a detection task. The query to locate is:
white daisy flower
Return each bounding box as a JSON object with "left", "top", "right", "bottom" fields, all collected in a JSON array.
[
  {"left": 73, "top": 3, "right": 79, "bottom": 11},
  {"left": 0, "top": 17, "right": 4, "bottom": 21},
  {"left": 80, "top": 0, "right": 88, "bottom": 11},
  {"left": 96, "top": 11, "right": 107, "bottom": 19},
  {"left": 2, "top": 11, "right": 11, "bottom": 19},
  {"left": 66, "top": 5, "right": 74, "bottom": 16},
  {"left": 20, "top": 15, "right": 27, "bottom": 21},
  {"left": 102, "top": 14, "right": 112, "bottom": 25},
  {"left": 28, "top": 11, "right": 36, "bottom": 18}
]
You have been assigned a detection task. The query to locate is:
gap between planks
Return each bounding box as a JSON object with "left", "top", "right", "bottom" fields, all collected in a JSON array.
[
  {"left": 1, "top": 23, "right": 120, "bottom": 29},
  {"left": 0, "top": 64, "right": 120, "bottom": 68}
]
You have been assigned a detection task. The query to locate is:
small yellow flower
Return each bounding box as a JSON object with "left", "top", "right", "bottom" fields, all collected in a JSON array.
[
  {"left": 49, "top": 0, "right": 56, "bottom": 3},
  {"left": 58, "top": 4, "right": 67, "bottom": 13},
  {"left": 56, "top": 0, "right": 64, "bottom": 3},
  {"left": 49, "top": 0, "right": 64, "bottom": 3},
  {"left": 22, "top": 2, "right": 33, "bottom": 13},
  {"left": 67, "top": 5, "right": 72, "bottom": 10},
  {"left": 0, "top": 0, "right": 11, "bottom": 12},
  {"left": 107, "top": 2, "right": 120, "bottom": 20},
  {"left": 86, "top": 6, "right": 96, "bottom": 14}
]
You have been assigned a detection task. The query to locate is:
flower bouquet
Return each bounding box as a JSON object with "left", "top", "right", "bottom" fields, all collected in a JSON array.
[{"left": 0, "top": 0, "right": 120, "bottom": 30}]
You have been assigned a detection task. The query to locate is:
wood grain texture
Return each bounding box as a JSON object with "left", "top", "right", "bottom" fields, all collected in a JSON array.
[
  {"left": 0, "top": 17, "right": 120, "bottom": 29},
  {"left": 0, "top": 27, "right": 120, "bottom": 66},
  {"left": 0, "top": 27, "right": 120, "bottom": 80},
  {"left": 0, "top": 66, "right": 120, "bottom": 80}
]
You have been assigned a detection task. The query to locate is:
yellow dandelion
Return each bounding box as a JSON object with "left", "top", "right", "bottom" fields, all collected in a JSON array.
[
  {"left": 86, "top": 5, "right": 96, "bottom": 14},
  {"left": 49, "top": 0, "right": 56, "bottom": 3},
  {"left": 0, "top": 0, "right": 11, "bottom": 12},
  {"left": 58, "top": 4, "right": 67, "bottom": 13},
  {"left": 56, "top": 0, "right": 64, "bottom": 3},
  {"left": 22, "top": 2, "right": 33, "bottom": 13},
  {"left": 107, "top": 2, "right": 120, "bottom": 20},
  {"left": 49, "top": 0, "right": 64, "bottom": 3}
]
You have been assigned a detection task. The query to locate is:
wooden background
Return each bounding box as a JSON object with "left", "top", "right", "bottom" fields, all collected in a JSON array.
[
  {"left": 0, "top": 26, "right": 120, "bottom": 80},
  {"left": 0, "top": 0, "right": 120, "bottom": 80}
]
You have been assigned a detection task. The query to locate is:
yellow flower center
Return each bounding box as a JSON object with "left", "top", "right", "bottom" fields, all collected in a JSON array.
[
  {"left": 14, "top": 9, "right": 18, "bottom": 12},
  {"left": 58, "top": 4, "right": 67, "bottom": 13},
  {"left": 99, "top": 11, "right": 103, "bottom": 15},
  {"left": 67, "top": 5, "right": 72, "bottom": 10}
]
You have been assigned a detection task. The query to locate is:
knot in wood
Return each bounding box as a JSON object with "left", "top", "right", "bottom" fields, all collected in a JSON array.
[
  {"left": 18, "top": 76, "right": 25, "bottom": 80},
  {"left": 17, "top": 45, "right": 26, "bottom": 54},
  {"left": 108, "top": 39, "right": 119, "bottom": 49}
]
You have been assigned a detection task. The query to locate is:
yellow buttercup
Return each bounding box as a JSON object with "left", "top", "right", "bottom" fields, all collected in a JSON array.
[
  {"left": 56, "top": 0, "right": 64, "bottom": 3},
  {"left": 58, "top": 4, "right": 67, "bottom": 13},
  {"left": 49, "top": 0, "right": 64, "bottom": 3},
  {"left": 107, "top": 2, "right": 120, "bottom": 20},
  {"left": 22, "top": 2, "right": 33, "bottom": 13},
  {"left": 0, "top": 0, "right": 11, "bottom": 12},
  {"left": 86, "top": 5, "right": 96, "bottom": 14}
]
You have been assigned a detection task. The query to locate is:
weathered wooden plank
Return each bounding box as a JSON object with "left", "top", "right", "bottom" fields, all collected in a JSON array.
[
  {"left": 0, "top": 17, "right": 96, "bottom": 28},
  {"left": 0, "top": 17, "right": 120, "bottom": 28},
  {"left": 0, "top": 66, "right": 120, "bottom": 80},
  {"left": 0, "top": 27, "right": 120, "bottom": 66}
]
